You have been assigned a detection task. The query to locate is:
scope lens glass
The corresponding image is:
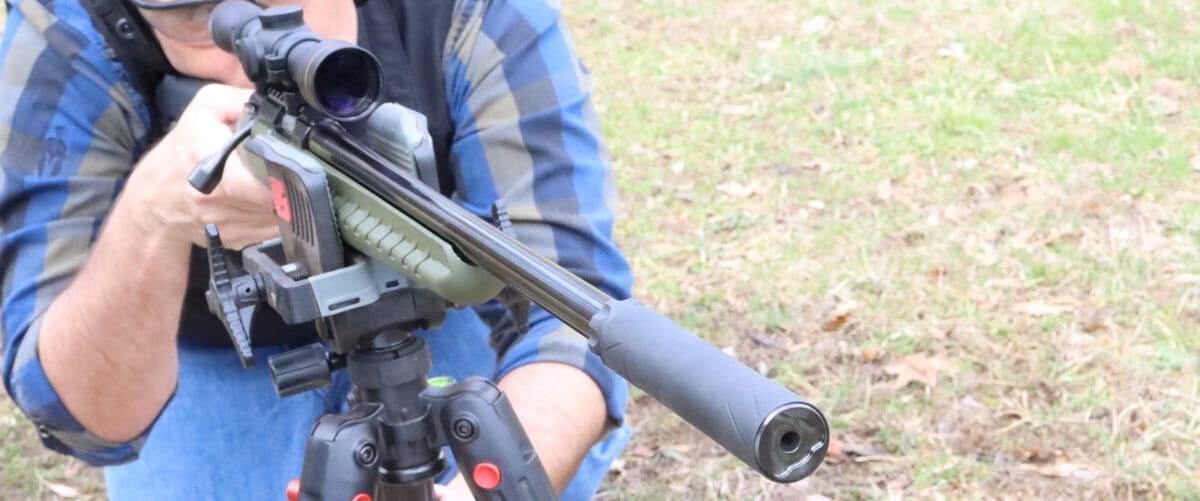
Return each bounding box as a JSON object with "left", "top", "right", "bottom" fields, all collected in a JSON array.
[{"left": 313, "top": 49, "right": 380, "bottom": 118}]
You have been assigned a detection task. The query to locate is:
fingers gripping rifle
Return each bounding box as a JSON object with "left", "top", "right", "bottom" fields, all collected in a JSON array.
[{"left": 187, "top": 1, "right": 828, "bottom": 496}]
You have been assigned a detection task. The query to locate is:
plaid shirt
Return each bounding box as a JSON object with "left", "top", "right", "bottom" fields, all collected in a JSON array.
[{"left": 0, "top": 0, "right": 631, "bottom": 465}]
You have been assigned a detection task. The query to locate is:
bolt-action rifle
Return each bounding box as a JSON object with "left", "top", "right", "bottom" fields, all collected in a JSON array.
[{"left": 184, "top": 2, "right": 829, "bottom": 499}]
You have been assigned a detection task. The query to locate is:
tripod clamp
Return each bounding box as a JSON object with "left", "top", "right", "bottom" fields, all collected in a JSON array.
[{"left": 202, "top": 223, "right": 425, "bottom": 369}]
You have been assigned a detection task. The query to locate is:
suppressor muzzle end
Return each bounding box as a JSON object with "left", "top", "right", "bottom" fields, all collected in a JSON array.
[{"left": 754, "top": 402, "right": 829, "bottom": 483}]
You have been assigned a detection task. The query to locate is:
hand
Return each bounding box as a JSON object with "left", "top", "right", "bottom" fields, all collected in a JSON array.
[
  {"left": 123, "top": 84, "right": 279, "bottom": 250},
  {"left": 433, "top": 476, "right": 474, "bottom": 501}
]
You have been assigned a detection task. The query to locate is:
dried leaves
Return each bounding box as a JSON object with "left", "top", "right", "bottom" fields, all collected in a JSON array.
[
  {"left": 1012, "top": 296, "right": 1080, "bottom": 317},
  {"left": 937, "top": 42, "right": 967, "bottom": 61},
  {"left": 714, "top": 180, "right": 766, "bottom": 198},
  {"left": 825, "top": 434, "right": 891, "bottom": 463},
  {"left": 1019, "top": 455, "right": 1105, "bottom": 482},
  {"left": 874, "top": 178, "right": 911, "bottom": 206},
  {"left": 883, "top": 352, "right": 952, "bottom": 390},
  {"left": 1146, "top": 78, "right": 1189, "bottom": 117},
  {"left": 801, "top": 15, "right": 828, "bottom": 35},
  {"left": 820, "top": 301, "right": 857, "bottom": 332},
  {"left": 41, "top": 480, "right": 80, "bottom": 498},
  {"left": 994, "top": 80, "right": 1019, "bottom": 98}
]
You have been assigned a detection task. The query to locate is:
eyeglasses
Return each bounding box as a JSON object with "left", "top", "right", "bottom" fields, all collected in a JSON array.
[{"left": 130, "top": 0, "right": 312, "bottom": 45}]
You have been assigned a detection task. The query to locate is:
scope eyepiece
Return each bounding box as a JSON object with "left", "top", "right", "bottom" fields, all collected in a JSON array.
[
  {"left": 210, "top": 0, "right": 262, "bottom": 52},
  {"left": 209, "top": 0, "right": 383, "bottom": 121}
]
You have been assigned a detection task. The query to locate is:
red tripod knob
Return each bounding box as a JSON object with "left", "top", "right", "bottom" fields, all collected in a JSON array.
[{"left": 286, "top": 478, "right": 301, "bottom": 501}]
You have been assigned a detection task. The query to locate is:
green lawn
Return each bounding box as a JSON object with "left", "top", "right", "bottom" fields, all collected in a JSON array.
[{"left": 3, "top": 0, "right": 1200, "bottom": 499}]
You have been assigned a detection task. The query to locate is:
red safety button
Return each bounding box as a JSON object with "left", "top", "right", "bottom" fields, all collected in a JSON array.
[
  {"left": 350, "top": 494, "right": 372, "bottom": 501},
  {"left": 286, "top": 478, "right": 301, "bottom": 501},
  {"left": 472, "top": 462, "right": 502, "bottom": 490}
]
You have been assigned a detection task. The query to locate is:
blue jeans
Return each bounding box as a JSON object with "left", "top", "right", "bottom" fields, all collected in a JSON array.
[{"left": 104, "top": 309, "right": 630, "bottom": 500}]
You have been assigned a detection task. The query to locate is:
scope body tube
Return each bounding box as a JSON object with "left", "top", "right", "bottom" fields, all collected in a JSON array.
[{"left": 305, "top": 124, "right": 828, "bottom": 482}]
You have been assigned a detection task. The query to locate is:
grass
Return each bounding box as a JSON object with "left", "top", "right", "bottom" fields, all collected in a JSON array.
[
  {"left": 4, "top": 0, "right": 1200, "bottom": 499},
  {"left": 570, "top": 0, "right": 1199, "bottom": 498}
]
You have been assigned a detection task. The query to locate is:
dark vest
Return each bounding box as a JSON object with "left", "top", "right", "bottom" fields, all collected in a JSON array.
[{"left": 166, "top": 0, "right": 458, "bottom": 346}]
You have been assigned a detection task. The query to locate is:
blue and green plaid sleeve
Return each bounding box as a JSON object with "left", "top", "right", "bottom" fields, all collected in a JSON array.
[
  {"left": 0, "top": 0, "right": 152, "bottom": 465},
  {"left": 443, "top": 0, "right": 634, "bottom": 426}
]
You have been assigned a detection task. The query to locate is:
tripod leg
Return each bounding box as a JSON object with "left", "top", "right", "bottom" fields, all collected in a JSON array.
[
  {"left": 423, "top": 377, "right": 557, "bottom": 501},
  {"left": 294, "top": 403, "right": 384, "bottom": 501}
]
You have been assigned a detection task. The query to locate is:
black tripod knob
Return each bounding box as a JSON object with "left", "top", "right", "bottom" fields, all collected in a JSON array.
[{"left": 269, "top": 343, "right": 336, "bottom": 397}]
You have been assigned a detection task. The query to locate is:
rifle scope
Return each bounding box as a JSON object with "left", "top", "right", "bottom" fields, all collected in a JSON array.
[{"left": 210, "top": 1, "right": 382, "bottom": 120}]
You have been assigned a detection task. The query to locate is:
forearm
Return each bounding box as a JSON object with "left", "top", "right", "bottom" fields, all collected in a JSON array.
[
  {"left": 501, "top": 362, "right": 607, "bottom": 488},
  {"left": 38, "top": 180, "right": 191, "bottom": 443},
  {"left": 33, "top": 84, "right": 272, "bottom": 445},
  {"left": 446, "top": 362, "right": 607, "bottom": 494}
]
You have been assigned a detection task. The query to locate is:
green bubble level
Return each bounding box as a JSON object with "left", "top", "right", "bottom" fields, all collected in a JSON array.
[{"left": 427, "top": 376, "right": 455, "bottom": 388}]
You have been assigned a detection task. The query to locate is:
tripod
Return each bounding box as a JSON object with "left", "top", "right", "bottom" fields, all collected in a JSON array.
[{"left": 205, "top": 229, "right": 557, "bottom": 501}]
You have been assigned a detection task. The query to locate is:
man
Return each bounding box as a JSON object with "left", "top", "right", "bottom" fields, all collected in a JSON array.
[{"left": 0, "top": 0, "right": 634, "bottom": 498}]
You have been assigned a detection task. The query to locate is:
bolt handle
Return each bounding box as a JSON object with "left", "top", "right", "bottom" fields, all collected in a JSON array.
[
  {"left": 423, "top": 377, "right": 556, "bottom": 500},
  {"left": 203, "top": 224, "right": 261, "bottom": 367},
  {"left": 189, "top": 121, "right": 254, "bottom": 194}
]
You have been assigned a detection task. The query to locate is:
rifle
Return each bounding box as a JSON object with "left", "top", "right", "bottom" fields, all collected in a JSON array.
[{"left": 184, "top": 2, "right": 828, "bottom": 499}]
